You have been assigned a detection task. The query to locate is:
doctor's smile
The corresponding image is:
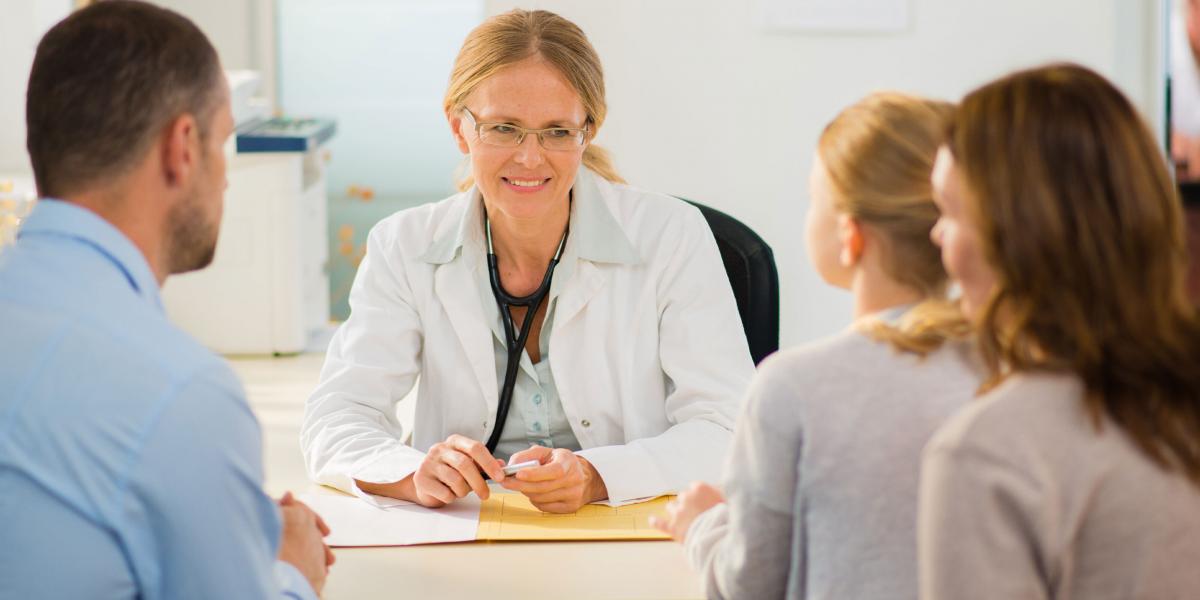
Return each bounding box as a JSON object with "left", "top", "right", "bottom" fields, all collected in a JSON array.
[{"left": 501, "top": 176, "right": 551, "bottom": 192}]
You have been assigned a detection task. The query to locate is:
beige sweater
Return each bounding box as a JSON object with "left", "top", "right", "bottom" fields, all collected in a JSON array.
[{"left": 919, "top": 372, "right": 1200, "bottom": 599}]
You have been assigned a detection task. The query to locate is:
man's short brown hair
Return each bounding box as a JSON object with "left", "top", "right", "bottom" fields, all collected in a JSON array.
[{"left": 26, "top": 0, "right": 223, "bottom": 198}]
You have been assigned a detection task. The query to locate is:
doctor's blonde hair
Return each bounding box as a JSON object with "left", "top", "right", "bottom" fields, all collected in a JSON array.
[
  {"left": 444, "top": 9, "right": 624, "bottom": 191},
  {"left": 819, "top": 92, "right": 969, "bottom": 355}
]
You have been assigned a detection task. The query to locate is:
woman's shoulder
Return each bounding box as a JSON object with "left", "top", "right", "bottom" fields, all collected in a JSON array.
[
  {"left": 748, "top": 329, "right": 979, "bottom": 422},
  {"left": 927, "top": 371, "right": 1085, "bottom": 465},
  {"left": 748, "top": 329, "right": 888, "bottom": 406}
]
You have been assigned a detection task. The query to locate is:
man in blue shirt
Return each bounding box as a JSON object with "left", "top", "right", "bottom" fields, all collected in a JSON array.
[{"left": 0, "top": 2, "right": 331, "bottom": 598}]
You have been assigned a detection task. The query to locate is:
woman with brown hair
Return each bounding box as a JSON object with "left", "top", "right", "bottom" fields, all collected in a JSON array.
[
  {"left": 921, "top": 63, "right": 1200, "bottom": 598},
  {"left": 301, "top": 9, "right": 754, "bottom": 513},
  {"left": 651, "top": 92, "right": 980, "bottom": 599}
]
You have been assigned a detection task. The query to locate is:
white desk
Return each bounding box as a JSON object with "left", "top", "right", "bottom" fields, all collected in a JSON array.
[
  {"left": 230, "top": 354, "right": 704, "bottom": 599},
  {"left": 324, "top": 540, "right": 702, "bottom": 599}
]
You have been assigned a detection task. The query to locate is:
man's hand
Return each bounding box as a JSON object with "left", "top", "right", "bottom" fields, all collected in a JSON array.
[
  {"left": 277, "top": 492, "right": 334, "bottom": 595},
  {"left": 499, "top": 445, "right": 608, "bottom": 513},
  {"left": 650, "top": 482, "right": 724, "bottom": 543}
]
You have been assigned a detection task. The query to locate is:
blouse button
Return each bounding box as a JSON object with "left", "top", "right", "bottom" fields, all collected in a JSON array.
[{"left": 581, "top": 419, "right": 591, "bottom": 428}]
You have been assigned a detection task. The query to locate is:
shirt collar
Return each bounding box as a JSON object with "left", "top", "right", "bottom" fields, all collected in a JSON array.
[
  {"left": 419, "top": 167, "right": 641, "bottom": 266},
  {"left": 18, "top": 199, "right": 163, "bottom": 310}
]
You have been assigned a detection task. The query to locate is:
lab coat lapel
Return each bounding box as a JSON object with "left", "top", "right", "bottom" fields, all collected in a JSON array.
[
  {"left": 551, "top": 259, "right": 608, "bottom": 332},
  {"left": 551, "top": 169, "right": 638, "bottom": 331},
  {"left": 423, "top": 191, "right": 500, "bottom": 422},
  {"left": 434, "top": 257, "right": 499, "bottom": 420}
]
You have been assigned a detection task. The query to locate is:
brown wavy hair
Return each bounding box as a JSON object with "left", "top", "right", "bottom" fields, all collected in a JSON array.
[
  {"left": 444, "top": 9, "right": 624, "bottom": 191},
  {"left": 948, "top": 63, "right": 1200, "bottom": 485},
  {"left": 820, "top": 92, "right": 970, "bottom": 355}
]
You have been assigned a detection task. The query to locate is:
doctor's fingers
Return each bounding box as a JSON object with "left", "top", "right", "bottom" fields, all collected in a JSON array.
[
  {"left": 525, "top": 488, "right": 588, "bottom": 513},
  {"left": 501, "top": 472, "right": 578, "bottom": 495},
  {"left": 413, "top": 470, "right": 456, "bottom": 505},
  {"left": 438, "top": 450, "right": 491, "bottom": 499},
  {"left": 445, "top": 434, "right": 505, "bottom": 480},
  {"left": 431, "top": 463, "right": 475, "bottom": 498},
  {"left": 513, "top": 450, "right": 575, "bottom": 483},
  {"left": 509, "top": 444, "right": 553, "bottom": 466}
]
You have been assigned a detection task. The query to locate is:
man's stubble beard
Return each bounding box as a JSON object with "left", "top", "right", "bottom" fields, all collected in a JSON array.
[{"left": 165, "top": 173, "right": 220, "bottom": 275}]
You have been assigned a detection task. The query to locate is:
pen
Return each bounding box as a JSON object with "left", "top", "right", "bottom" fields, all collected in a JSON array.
[{"left": 501, "top": 459, "right": 540, "bottom": 476}]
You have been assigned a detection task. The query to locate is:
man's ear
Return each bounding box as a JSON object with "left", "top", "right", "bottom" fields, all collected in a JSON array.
[
  {"left": 838, "top": 213, "right": 865, "bottom": 267},
  {"left": 161, "top": 113, "right": 199, "bottom": 189},
  {"left": 447, "top": 110, "right": 470, "bottom": 155}
]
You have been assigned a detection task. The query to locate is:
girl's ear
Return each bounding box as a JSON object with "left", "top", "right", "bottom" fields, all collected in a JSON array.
[{"left": 838, "top": 214, "right": 865, "bottom": 268}]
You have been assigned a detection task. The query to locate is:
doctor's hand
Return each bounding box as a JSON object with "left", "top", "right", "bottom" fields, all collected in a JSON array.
[
  {"left": 650, "top": 482, "right": 724, "bottom": 543},
  {"left": 499, "top": 445, "right": 608, "bottom": 513},
  {"left": 406, "top": 434, "right": 507, "bottom": 507}
]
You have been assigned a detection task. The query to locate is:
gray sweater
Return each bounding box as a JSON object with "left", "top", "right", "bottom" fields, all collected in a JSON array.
[
  {"left": 919, "top": 372, "right": 1200, "bottom": 599},
  {"left": 684, "top": 326, "right": 981, "bottom": 599}
]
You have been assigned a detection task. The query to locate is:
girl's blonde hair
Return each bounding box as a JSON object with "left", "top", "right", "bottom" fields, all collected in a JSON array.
[
  {"left": 444, "top": 9, "right": 624, "bottom": 191},
  {"left": 819, "top": 92, "right": 969, "bottom": 355}
]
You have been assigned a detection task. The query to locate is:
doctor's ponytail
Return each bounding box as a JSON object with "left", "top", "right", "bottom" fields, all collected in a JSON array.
[{"left": 444, "top": 9, "right": 625, "bottom": 192}]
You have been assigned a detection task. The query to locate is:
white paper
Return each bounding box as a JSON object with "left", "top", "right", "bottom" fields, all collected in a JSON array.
[
  {"left": 349, "top": 484, "right": 412, "bottom": 509},
  {"left": 299, "top": 490, "right": 481, "bottom": 547},
  {"left": 758, "top": 0, "right": 909, "bottom": 33}
]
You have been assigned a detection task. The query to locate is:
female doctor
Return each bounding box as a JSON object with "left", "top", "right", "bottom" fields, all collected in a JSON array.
[{"left": 301, "top": 9, "right": 755, "bottom": 514}]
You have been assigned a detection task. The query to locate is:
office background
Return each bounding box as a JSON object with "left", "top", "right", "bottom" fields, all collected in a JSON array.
[{"left": 0, "top": 0, "right": 1168, "bottom": 347}]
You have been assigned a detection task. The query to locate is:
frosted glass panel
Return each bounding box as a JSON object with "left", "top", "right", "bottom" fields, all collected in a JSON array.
[
  {"left": 278, "top": 0, "right": 483, "bottom": 319},
  {"left": 278, "top": 0, "right": 482, "bottom": 197}
]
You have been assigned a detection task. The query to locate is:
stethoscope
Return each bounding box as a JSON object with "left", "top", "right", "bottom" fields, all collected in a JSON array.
[{"left": 483, "top": 209, "right": 569, "bottom": 453}]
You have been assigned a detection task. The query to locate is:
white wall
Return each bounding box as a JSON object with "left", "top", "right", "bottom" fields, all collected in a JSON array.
[
  {"left": 487, "top": 0, "right": 1165, "bottom": 348},
  {"left": 0, "top": 0, "right": 71, "bottom": 174},
  {"left": 0, "top": 0, "right": 1168, "bottom": 345}
]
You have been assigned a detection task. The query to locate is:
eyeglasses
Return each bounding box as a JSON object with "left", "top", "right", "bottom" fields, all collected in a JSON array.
[{"left": 461, "top": 108, "right": 589, "bottom": 151}]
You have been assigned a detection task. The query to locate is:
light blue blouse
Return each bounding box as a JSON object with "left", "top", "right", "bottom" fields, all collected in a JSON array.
[{"left": 477, "top": 210, "right": 582, "bottom": 460}]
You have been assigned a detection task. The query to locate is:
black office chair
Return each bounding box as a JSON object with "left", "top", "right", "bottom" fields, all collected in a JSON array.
[{"left": 679, "top": 198, "right": 780, "bottom": 364}]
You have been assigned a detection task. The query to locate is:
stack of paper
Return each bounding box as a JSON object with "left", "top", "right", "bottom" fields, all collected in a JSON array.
[
  {"left": 298, "top": 488, "right": 673, "bottom": 547},
  {"left": 477, "top": 493, "right": 671, "bottom": 541},
  {"left": 298, "top": 491, "right": 480, "bottom": 547}
]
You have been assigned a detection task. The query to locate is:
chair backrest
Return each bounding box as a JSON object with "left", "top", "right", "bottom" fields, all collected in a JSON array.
[{"left": 680, "top": 198, "right": 780, "bottom": 364}]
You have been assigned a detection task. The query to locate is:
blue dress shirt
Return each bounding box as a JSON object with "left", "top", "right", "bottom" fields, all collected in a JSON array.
[{"left": 0, "top": 200, "right": 315, "bottom": 600}]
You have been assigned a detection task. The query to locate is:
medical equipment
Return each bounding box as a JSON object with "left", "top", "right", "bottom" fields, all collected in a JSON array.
[
  {"left": 237, "top": 117, "right": 336, "bottom": 153},
  {"left": 483, "top": 210, "right": 568, "bottom": 452},
  {"left": 161, "top": 71, "right": 336, "bottom": 354}
]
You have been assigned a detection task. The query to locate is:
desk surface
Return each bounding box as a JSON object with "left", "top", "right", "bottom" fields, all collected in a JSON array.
[
  {"left": 227, "top": 355, "right": 703, "bottom": 600},
  {"left": 324, "top": 539, "right": 702, "bottom": 599}
]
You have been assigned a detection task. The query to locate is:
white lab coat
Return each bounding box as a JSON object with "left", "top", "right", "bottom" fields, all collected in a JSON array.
[{"left": 301, "top": 168, "right": 756, "bottom": 503}]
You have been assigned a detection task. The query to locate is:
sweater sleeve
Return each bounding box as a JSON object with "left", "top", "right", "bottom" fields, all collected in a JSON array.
[{"left": 682, "top": 355, "right": 805, "bottom": 599}]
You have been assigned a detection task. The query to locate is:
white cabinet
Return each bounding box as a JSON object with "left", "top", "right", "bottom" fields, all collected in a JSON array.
[{"left": 162, "top": 149, "right": 330, "bottom": 355}]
